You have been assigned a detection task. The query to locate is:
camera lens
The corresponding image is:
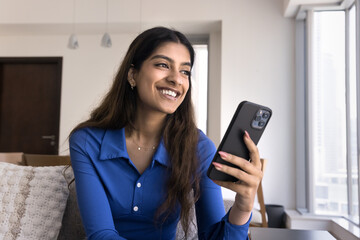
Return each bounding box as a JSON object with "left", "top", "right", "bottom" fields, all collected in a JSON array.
[
  {"left": 262, "top": 112, "right": 269, "bottom": 118},
  {"left": 258, "top": 121, "right": 265, "bottom": 127},
  {"left": 255, "top": 116, "right": 262, "bottom": 121}
]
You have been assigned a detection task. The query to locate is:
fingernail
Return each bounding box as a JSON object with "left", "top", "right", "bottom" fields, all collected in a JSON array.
[
  {"left": 244, "top": 130, "right": 250, "bottom": 139},
  {"left": 212, "top": 162, "right": 222, "bottom": 170},
  {"left": 218, "top": 151, "right": 228, "bottom": 159}
]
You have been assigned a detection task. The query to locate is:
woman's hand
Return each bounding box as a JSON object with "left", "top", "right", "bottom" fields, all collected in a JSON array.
[{"left": 211, "top": 131, "right": 263, "bottom": 225}]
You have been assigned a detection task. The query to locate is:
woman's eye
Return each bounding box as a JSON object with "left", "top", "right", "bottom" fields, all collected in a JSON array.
[
  {"left": 181, "top": 70, "right": 191, "bottom": 76},
  {"left": 156, "top": 63, "right": 169, "bottom": 68}
]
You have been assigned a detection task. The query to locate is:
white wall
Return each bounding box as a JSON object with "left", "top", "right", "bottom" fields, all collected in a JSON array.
[{"left": 0, "top": 0, "right": 296, "bottom": 209}]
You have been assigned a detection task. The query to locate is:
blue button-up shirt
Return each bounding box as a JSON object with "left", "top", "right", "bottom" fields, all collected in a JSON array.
[{"left": 69, "top": 127, "right": 250, "bottom": 240}]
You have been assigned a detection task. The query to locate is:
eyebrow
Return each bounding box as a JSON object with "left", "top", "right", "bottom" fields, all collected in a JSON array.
[{"left": 150, "top": 55, "right": 192, "bottom": 67}]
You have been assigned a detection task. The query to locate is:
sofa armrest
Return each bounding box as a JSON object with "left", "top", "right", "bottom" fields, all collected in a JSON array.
[{"left": 24, "top": 154, "right": 70, "bottom": 166}]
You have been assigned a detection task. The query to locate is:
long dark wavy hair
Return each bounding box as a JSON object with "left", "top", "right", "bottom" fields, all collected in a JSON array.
[{"left": 70, "top": 26, "right": 200, "bottom": 237}]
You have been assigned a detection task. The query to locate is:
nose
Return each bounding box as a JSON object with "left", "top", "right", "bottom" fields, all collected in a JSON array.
[{"left": 166, "top": 69, "right": 183, "bottom": 85}]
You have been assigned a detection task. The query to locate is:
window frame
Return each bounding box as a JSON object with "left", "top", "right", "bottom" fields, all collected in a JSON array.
[{"left": 295, "top": 0, "right": 360, "bottom": 225}]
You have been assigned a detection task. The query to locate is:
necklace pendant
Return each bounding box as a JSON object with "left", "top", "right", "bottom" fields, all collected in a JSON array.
[{"left": 138, "top": 147, "right": 141, "bottom": 151}]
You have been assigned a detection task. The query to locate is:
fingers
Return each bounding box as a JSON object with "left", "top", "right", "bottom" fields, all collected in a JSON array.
[
  {"left": 243, "top": 131, "right": 261, "bottom": 168},
  {"left": 217, "top": 151, "right": 256, "bottom": 175},
  {"left": 211, "top": 131, "right": 262, "bottom": 186},
  {"left": 212, "top": 156, "right": 262, "bottom": 185}
]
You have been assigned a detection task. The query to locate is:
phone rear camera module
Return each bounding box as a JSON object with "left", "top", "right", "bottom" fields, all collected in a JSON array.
[{"left": 251, "top": 109, "right": 270, "bottom": 130}]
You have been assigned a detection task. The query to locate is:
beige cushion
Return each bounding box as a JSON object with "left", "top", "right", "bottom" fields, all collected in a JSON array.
[{"left": 0, "top": 162, "right": 69, "bottom": 239}]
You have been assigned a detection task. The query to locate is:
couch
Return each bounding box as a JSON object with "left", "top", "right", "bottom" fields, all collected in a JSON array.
[{"left": 0, "top": 153, "right": 252, "bottom": 240}]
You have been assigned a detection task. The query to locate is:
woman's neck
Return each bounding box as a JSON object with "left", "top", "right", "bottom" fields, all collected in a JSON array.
[{"left": 126, "top": 108, "right": 166, "bottom": 146}]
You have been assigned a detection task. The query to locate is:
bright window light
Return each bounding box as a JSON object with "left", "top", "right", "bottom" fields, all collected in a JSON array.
[
  {"left": 192, "top": 44, "right": 208, "bottom": 134},
  {"left": 312, "top": 10, "right": 347, "bottom": 217}
]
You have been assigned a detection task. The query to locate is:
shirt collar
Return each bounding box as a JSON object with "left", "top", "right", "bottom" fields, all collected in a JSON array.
[
  {"left": 99, "top": 128, "right": 128, "bottom": 160},
  {"left": 153, "top": 138, "right": 171, "bottom": 167},
  {"left": 99, "top": 128, "right": 171, "bottom": 168}
]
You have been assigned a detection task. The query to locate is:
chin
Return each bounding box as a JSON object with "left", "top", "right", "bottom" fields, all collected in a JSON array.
[
  {"left": 163, "top": 108, "right": 177, "bottom": 115},
  {"left": 159, "top": 104, "right": 181, "bottom": 115}
]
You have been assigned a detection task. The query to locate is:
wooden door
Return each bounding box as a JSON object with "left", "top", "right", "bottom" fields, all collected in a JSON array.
[{"left": 0, "top": 57, "right": 62, "bottom": 154}]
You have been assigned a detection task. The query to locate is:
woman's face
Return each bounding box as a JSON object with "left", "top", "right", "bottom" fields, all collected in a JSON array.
[{"left": 129, "top": 42, "right": 191, "bottom": 115}]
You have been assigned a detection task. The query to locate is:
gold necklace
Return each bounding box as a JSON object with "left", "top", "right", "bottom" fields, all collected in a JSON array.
[{"left": 131, "top": 138, "right": 156, "bottom": 151}]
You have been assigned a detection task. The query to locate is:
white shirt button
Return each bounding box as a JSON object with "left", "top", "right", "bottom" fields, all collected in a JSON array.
[
  {"left": 133, "top": 206, "right": 139, "bottom": 212},
  {"left": 137, "top": 182, "right": 142, "bottom": 188}
]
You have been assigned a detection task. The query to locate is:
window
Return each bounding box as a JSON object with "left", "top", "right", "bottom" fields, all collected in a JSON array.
[
  {"left": 302, "top": 1, "right": 359, "bottom": 224},
  {"left": 191, "top": 43, "right": 209, "bottom": 134},
  {"left": 311, "top": 10, "right": 348, "bottom": 217}
]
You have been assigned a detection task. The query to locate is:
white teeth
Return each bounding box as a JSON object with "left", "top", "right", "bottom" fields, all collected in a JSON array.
[{"left": 161, "top": 89, "right": 177, "bottom": 97}]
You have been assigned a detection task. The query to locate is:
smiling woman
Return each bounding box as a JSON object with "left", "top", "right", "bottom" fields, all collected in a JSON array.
[{"left": 68, "top": 26, "right": 263, "bottom": 240}]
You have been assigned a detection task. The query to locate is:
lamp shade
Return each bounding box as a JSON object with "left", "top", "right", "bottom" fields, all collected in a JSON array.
[
  {"left": 101, "top": 32, "right": 112, "bottom": 48},
  {"left": 68, "top": 34, "right": 79, "bottom": 49}
]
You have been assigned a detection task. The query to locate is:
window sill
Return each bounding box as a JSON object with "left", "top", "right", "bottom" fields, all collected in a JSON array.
[{"left": 285, "top": 209, "right": 360, "bottom": 240}]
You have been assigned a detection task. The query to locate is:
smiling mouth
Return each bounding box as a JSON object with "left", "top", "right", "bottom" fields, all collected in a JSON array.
[{"left": 159, "top": 88, "right": 179, "bottom": 98}]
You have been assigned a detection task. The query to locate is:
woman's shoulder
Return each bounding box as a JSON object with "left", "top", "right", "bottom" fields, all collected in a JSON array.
[{"left": 69, "top": 127, "right": 107, "bottom": 146}]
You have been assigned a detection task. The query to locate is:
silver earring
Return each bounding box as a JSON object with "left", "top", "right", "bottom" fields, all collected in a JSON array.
[
  {"left": 130, "top": 82, "right": 135, "bottom": 90},
  {"left": 130, "top": 79, "right": 136, "bottom": 90}
]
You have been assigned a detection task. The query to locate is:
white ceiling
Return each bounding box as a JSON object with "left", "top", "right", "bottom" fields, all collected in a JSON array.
[
  {"left": 0, "top": 1, "right": 352, "bottom": 35},
  {"left": 283, "top": 0, "right": 347, "bottom": 18}
]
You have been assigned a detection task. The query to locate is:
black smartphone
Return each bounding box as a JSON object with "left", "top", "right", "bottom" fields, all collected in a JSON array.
[{"left": 207, "top": 101, "right": 272, "bottom": 182}]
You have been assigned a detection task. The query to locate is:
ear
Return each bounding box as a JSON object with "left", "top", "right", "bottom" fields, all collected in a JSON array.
[{"left": 127, "top": 67, "right": 137, "bottom": 87}]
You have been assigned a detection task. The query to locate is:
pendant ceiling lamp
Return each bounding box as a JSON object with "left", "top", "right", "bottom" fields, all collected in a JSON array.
[
  {"left": 68, "top": 0, "right": 79, "bottom": 49},
  {"left": 68, "top": 34, "right": 79, "bottom": 49},
  {"left": 101, "top": 0, "right": 112, "bottom": 48}
]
